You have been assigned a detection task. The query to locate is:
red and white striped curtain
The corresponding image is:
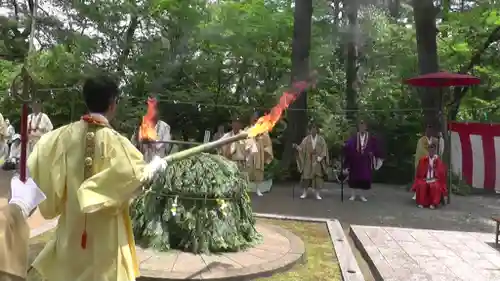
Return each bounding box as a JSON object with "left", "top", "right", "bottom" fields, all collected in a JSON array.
[{"left": 448, "top": 122, "right": 500, "bottom": 190}]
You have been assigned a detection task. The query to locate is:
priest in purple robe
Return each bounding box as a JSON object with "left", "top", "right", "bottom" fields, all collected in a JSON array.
[{"left": 343, "top": 120, "right": 383, "bottom": 202}]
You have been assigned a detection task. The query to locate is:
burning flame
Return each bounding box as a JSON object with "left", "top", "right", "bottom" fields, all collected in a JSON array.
[
  {"left": 247, "top": 81, "right": 309, "bottom": 137},
  {"left": 139, "top": 97, "right": 158, "bottom": 141}
]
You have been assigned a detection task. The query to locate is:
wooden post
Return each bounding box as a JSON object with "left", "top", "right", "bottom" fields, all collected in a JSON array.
[
  {"left": 19, "top": 0, "right": 38, "bottom": 182},
  {"left": 19, "top": 98, "right": 28, "bottom": 182}
]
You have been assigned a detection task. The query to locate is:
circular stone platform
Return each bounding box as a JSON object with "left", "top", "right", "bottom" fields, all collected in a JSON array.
[{"left": 135, "top": 222, "right": 305, "bottom": 280}]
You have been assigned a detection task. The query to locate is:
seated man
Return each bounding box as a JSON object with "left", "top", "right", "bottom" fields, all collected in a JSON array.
[
  {"left": 412, "top": 139, "right": 447, "bottom": 209},
  {"left": 2, "top": 134, "right": 21, "bottom": 171}
]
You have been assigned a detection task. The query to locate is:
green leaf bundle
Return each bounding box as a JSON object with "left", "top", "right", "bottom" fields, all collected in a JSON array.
[{"left": 131, "top": 153, "right": 261, "bottom": 254}]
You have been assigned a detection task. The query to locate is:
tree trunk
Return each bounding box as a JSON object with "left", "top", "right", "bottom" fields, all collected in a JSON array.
[
  {"left": 412, "top": 0, "right": 440, "bottom": 128},
  {"left": 281, "top": 0, "right": 313, "bottom": 169},
  {"left": 345, "top": 1, "right": 359, "bottom": 123},
  {"left": 388, "top": 0, "right": 400, "bottom": 18}
]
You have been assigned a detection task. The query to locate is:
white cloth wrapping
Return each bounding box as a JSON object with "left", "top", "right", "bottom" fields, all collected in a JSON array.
[
  {"left": 141, "top": 155, "right": 168, "bottom": 182},
  {"left": 27, "top": 112, "right": 53, "bottom": 156},
  {"left": 311, "top": 135, "right": 317, "bottom": 149},
  {"left": 140, "top": 120, "right": 171, "bottom": 162},
  {"left": 8, "top": 176, "right": 47, "bottom": 218},
  {"left": 373, "top": 157, "right": 384, "bottom": 170}
]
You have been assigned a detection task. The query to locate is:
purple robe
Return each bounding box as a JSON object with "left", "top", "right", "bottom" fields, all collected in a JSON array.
[{"left": 343, "top": 133, "right": 382, "bottom": 182}]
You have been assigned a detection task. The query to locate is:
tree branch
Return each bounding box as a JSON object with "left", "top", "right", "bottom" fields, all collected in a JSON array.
[
  {"left": 116, "top": 15, "right": 139, "bottom": 72},
  {"left": 449, "top": 26, "right": 500, "bottom": 119}
]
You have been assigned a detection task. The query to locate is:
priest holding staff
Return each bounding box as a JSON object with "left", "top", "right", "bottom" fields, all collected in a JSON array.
[
  {"left": 294, "top": 123, "right": 329, "bottom": 200},
  {"left": 343, "top": 120, "right": 383, "bottom": 202},
  {"left": 27, "top": 74, "right": 167, "bottom": 281}
]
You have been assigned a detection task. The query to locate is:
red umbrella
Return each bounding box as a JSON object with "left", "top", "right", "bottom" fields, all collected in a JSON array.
[{"left": 404, "top": 71, "right": 480, "bottom": 88}]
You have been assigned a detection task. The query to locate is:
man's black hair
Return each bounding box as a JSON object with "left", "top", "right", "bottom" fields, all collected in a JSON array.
[{"left": 82, "top": 74, "right": 119, "bottom": 113}]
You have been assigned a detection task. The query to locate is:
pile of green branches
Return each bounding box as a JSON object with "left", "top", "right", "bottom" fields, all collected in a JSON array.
[{"left": 131, "top": 153, "right": 260, "bottom": 254}]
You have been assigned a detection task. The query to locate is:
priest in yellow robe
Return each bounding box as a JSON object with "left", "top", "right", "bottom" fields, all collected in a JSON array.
[
  {"left": 27, "top": 74, "right": 167, "bottom": 281},
  {"left": 0, "top": 176, "right": 46, "bottom": 281},
  {"left": 246, "top": 113, "right": 273, "bottom": 196}
]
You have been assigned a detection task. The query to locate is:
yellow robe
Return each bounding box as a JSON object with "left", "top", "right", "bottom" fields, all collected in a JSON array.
[
  {"left": 415, "top": 136, "right": 436, "bottom": 169},
  {"left": 221, "top": 131, "right": 251, "bottom": 171},
  {"left": 0, "top": 204, "right": 29, "bottom": 281},
  {"left": 297, "top": 135, "right": 329, "bottom": 183},
  {"left": 28, "top": 120, "right": 145, "bottom": 281},
  {"left": 247, "top": 132, "right": 273, "bottom": 182}
]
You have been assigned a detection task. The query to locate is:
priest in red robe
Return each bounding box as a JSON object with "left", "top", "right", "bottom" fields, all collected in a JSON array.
[{"left": 412, "top": 139, "right": 447, "bottom": 209}]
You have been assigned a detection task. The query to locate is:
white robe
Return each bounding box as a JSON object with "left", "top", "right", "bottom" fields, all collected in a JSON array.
[
  {"left": 9, "top": 142, "right": 20, "bottom": 162},
  {"left": 6, "top": 125, "right": 14, "bottom": 141},
  {"left": 27, "top": 112, "right": 53, "bottom": 156},
  {"left": 141, "top": 120, "right": 171, "bottom": 162},
  {"left": 0, "top": 114, "right": 8, "bottom": 161}
]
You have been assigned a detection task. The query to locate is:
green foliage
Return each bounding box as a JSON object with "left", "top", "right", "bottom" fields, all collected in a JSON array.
[
  {"left": 2, "top": 0, "right": 500, "bottom": 185},
  {"left": 131, "top": 153, "right": 260, "bottom": 253}
]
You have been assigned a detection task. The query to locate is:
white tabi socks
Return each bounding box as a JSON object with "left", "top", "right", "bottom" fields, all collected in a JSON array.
[
  {"left": 300, "top": 188, "right": 322, "bottom": 200},
  {"left": 350, "top": 190, "right": 367, "bottom": 202}
]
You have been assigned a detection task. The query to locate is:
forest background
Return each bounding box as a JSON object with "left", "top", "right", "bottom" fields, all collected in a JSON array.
[{"left": 0, "top": 0, "right": 499, "bottom": 185}]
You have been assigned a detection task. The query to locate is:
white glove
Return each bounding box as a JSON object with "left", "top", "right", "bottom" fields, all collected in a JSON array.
[
  {"left": 317, "top": 156, "right": 322, "bottom": 162},
  {"left": 8, "top": 176, "right": 46, "bottom": 218},
  {"left": 373, "top": 158, "right": 384, "bottom": 170},
  {"left": 141, "top": 156, "right": 167, "bottom": 182},
  {"left": 342, "top": 168, "right": 349, "bottom": 175}
]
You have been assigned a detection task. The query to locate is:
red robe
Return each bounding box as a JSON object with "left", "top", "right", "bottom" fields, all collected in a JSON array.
[{"left": 412, "top": 155, "right": 447, "bottom": 207}]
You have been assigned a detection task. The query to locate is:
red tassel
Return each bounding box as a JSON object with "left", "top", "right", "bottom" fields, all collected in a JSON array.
[
  {"left": 81, "top": 214, "right": 87, "bottom": 249},
  {"left": 81, "top": 231, "right": 87, "bottom": 249}
]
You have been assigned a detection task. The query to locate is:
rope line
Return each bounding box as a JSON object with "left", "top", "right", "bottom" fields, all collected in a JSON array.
[
  {"left": 1, "top": 86, "right": 497, "bottom": 113},
  {"left": 142, "top": 190, "right": 241, "bottom": 201}
]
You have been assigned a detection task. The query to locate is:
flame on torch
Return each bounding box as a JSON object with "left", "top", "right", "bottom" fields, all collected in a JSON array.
[
  {"left": 247, "top": 81, "right": 309, "bottom": 137},
  {"left": 139, "top": 97, "right": 158, "bottom": 141}
]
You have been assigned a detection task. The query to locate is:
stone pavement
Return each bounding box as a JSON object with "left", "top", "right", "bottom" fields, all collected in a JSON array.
[
  {"left": 136, "top": 222, "right": 305, "bottom": 280},
  {"left": 351, "top": 225, "right": 500, "bottom": 281},
  {"left": 251, "top": 183, "right": 500, "bottom": 233}
]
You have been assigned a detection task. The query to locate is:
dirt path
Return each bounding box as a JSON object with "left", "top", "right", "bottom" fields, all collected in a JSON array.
[{"left": 251, "top": 183, "right": 499, "bottom": 233}]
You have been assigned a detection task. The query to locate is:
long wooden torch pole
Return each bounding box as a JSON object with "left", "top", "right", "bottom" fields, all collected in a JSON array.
[{"left": 20, "top": 0, "right": 38, "bottom": 182}]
